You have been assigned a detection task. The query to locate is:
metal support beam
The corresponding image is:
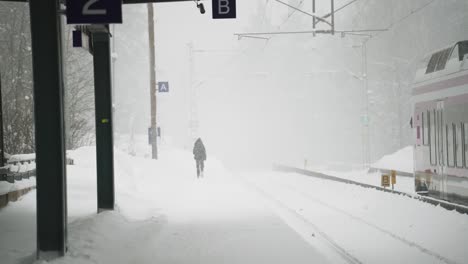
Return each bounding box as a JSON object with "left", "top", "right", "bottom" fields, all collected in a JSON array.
[
  {"left": 312, "top": 0, "right": 316, "bottom": 37},
  {"left": 319, "top": 0, "right": 357, "bottom": 21},
  {"left": 331, "top": 0, "right": 335, "bottom": 35},
  {"left": 234, "top": 29, "right": 387, "bottom": 39},
  {"left": 273, "top": 0, "right": 332, "bottom": 26},
  {"left": 29, "top": 0, "right": 67, "bottom": 257},
  {"left": 0, "top": 72, "right": 4, "bottom": 167},
  {"left": 91, "top": 30, "right": 115, "bottom": 212}
]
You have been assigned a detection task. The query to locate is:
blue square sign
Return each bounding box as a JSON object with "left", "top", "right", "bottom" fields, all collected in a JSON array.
[
  {"left": 66, "top": 0, "right": 122, "bottom": 24},
  {"left": 212, "top": 0, "right": 236, "bottom": 19},
  {"left": 158, "top": 82, "right": 169, "bottom": 93}
]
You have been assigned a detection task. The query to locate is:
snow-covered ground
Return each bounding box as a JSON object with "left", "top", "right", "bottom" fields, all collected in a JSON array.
[
  {"left": 316, "top": 169, "right": 414, "bottom": 194},
  {"left": 0, "top": 178, "right": 36, "bottom": 196},
  {"left": 0, "top": 154, "right": 36, "bottom": 195},
  {"left": 371, "top": 146, "right": 414, "bottom": 173},
  {"left": 8, "top": 153, "right": 36, "bottom": 163},
  {"left": 1, "top": 144, "right": 467, "bottom": 264},
  {"left": 1, "top": 145, "right": 331, "bottom": 264},
  {"left": 0, "top": 155, "right": 37, "bottom": 196},
  {"left": 245, "top": 172, "right": 468, "bottom": 264}
]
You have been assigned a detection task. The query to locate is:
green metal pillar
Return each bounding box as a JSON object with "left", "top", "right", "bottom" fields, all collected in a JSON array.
[
  {"left": 29, "top": 0, "right": 67, "bottom": 257},
  {"left": 91, "top": 29, "right": 115, "bottom": 211},
  {"left": 0, "top": 72, "right": 4, "bottom": 167}
]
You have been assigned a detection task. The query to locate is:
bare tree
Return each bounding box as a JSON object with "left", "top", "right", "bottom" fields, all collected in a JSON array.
[
  {"left": 0, "top": 3, "right": 95, "bottom": 154},
  {"left": 63, "top": 27, "right": 95, "bottom": 150},
  {"left": 0, "top": 3, "right": 34, "bottom": 155}
]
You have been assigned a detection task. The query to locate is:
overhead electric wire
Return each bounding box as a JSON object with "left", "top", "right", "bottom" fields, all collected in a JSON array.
[
  {"left": 323, "top": 0, "right": 358, "bottom": 18},
  {"left": 371, "top": 0, "right": 439, "bottom": 39},
  {"left": 235, "top": 28, "right": 386, "bottom": 37},
  {"left": 278, "top": 0, "right": 306, "bottom": 28},
  {"left": 240, "top": 0, "right": 435, "bottom": 41},
  {"left": 273, "top": 0, "right": 332, "bottom": 26}
]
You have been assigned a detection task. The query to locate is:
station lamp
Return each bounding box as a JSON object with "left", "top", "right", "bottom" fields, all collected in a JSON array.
[{"left": 195, "top": 0, "right": 205, "bottom": 14}]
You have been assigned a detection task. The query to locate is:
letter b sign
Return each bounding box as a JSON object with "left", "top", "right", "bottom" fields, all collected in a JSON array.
[{"left": 212, "top": 0, "right": 236, "bottom": 19}]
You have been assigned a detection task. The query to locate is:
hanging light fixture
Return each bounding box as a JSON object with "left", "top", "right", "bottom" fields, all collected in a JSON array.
[{"left": 195, "top": 0, "right": 205, "bottom": 14}]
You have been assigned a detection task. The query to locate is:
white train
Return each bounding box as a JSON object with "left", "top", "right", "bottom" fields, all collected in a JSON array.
[{"left": 412, "top": 40, "right": 468, "bottom": 205}]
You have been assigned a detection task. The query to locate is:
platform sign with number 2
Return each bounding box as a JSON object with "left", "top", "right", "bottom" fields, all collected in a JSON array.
[{"left": 66, "top": 0, "right": 122, "bottom": 24}]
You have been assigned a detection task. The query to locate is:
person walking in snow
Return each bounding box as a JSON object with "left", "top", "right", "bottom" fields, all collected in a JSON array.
[{"left": 193, "top": 138, "right": 206, "bottom": 178}]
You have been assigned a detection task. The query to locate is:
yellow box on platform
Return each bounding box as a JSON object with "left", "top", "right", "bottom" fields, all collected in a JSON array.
[{"left": 381, "top": 174, "right": 390, "bottom": 187}]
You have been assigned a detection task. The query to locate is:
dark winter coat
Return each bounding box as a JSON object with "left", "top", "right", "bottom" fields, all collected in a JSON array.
[{"left": 193, "top": 138, "right": 207, "bottom": 161}]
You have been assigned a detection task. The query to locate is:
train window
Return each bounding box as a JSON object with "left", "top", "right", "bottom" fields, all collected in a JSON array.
[
  {"left": 456, "top": 123, "right": 464, "bottom": 168},
  {"left": 449, "top": 44, "right": 460, "bottom": 62},
  {"left": 420, "top": 112, "right": 423, "bottom": 143},
  {"left": 458, "top": 41, "right": 468, "bottom": 61},
  {"left": 435, "top": 48, "right": 451, "bottom": 71},
  {"left": 429, "top": 110, "right": 437, "bottom": 165},
  {"left": 446, "top": 124, "right": 455, "bottom": 167},
  {"left": 423, "top": 111, "right": 429, "bottom": 146},
  {"left": 439, "top": 110, "right": 445, "bottom": 166},
  {"left": 426, "top": 51, "right": 442, "bottom": 74},
  {"left": 465, "top": 123, "right": 468, "bottom": 168},
  {"left": 418, "top": 55, "right": 431, "bottom": 71}
]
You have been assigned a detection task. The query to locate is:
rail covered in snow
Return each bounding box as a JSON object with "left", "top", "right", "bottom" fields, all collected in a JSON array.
[
  {"left": 1, "top": 154, "right": 37, "bottom": 183},
  {"left": 273, "top": 164, "right": 468, "bottom": 215},
  {"left": 368, "top": 167, "right": 413, "bottom": 177},
  {"left": 0, "top": 155, "right": 37, "bottom": 208}
]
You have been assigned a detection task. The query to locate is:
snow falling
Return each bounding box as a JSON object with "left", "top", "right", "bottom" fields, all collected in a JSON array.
[{"left": 1, "top": 0, "right": 468, "bottom": 263}]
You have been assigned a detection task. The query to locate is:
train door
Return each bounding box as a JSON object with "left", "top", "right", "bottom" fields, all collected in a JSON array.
[{"left": 436, "top": 100, "right": 448, "bottom": 200}]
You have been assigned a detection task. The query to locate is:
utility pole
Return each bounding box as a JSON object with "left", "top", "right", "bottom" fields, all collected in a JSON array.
[
  {"left": 362, "top": 40, "right": 370, "bottom": 167},
  {"left": 188, "top": 43, "right": 199, "bottom": 145},
  {"left": 147, "top": 3, "right": 158, "bottom": 159}
]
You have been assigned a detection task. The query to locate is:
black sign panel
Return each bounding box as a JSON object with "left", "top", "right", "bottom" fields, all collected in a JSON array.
[
  {"left": 212, "top": 0, "right": 236, "bottom": 19},
  {"left": 72, "top": 30, "right": 82, "bottom": 47},
  {"left": 66, "top": 0, "right": 122, "bottom": 24}
]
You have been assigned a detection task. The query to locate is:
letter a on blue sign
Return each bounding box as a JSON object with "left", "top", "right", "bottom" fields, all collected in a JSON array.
[
  {"left": 158, "top": 82, "right": 169, "bottom": 93},
  {"left": 212, "top": 0, "right": 236, "bottom": 19}
]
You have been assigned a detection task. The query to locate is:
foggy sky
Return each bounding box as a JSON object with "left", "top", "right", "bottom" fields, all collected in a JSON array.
[{"left": 113, "top": 0, "right": 468, "bottom": 170}]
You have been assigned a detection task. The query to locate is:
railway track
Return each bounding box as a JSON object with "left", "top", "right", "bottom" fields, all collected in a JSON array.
[
  {"left": 241, "top": 177, "right": 363, "bottom": 264},
  {"left": 242, "top": 173, "right": 461, "bottom": 264},
  {"left": 274, "top": 165, "right": 468, "bottom": 214},
  {"left": 276, "top": 180, "right": 458, "bottom": 264}
]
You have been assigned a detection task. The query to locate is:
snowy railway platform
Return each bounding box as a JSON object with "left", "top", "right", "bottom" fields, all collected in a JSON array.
[
  {"left": 0, "top": 147, "right": 331, "bottom": 264},
  {"left": 1, "top": 146, "right": 468, "bottom": 264},
  {"left": 1, "top": 0, "right": 468, "bottom": 263}
]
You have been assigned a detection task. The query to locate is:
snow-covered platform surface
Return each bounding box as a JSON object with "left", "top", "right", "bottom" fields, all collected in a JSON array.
[
  {"left": 1, "top": 146, "right": 467, "bottom": 264},
  {"left": 0, "top": 147, "right": 330, "bottom": 264},
  {"left": 0, "top": 178, "right": 36, "bottom": 196}
]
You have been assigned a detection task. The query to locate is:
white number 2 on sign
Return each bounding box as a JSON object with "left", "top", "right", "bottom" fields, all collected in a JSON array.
[{"left": 83, "top": 0, "right": 107, "bottom": 16}]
